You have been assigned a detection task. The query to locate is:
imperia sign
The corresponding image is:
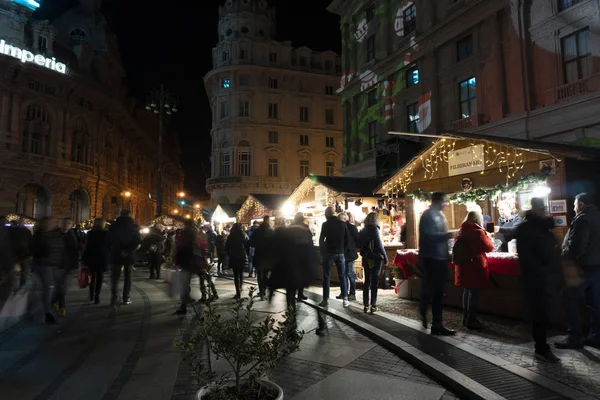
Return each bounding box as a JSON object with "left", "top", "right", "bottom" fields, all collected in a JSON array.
[{"left": 0, "top": 40, "right": 67, "bottom": 74}]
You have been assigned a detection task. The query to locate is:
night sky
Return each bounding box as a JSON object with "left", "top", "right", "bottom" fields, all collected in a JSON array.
[{"left": 99, "top": 0, "right": 342, "bottom": 196}]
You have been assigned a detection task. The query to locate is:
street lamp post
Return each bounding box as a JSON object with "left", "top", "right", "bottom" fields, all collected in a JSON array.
[{"left": 146, "top": 85, "right": 178, "bottom": 218}]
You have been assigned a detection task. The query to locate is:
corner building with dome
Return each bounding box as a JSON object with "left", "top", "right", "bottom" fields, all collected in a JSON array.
[
  {"left": 0, "top": 0, "right": 183, "bottom": 224},
  {"left": 204, "top": 0, "right": 343, "bottom": 205}
]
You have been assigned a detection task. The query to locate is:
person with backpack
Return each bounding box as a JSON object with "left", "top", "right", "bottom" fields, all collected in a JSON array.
[
  {"left": 108, "top": 210, "right": 141, "bottom": 308},
  {"left": 358, "top": 212, "right": 388, "bottom": 314},
  {"left": 453, "top": 211, "right": 494, "bottom": 330}
]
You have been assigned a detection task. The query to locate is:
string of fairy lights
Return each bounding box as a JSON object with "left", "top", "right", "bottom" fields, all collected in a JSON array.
[
  {"left": 237, "top": 197, "right": 267, "bottom": 221},
  {"left": 383, "top": 138, "right": 548, "bottom": 199}
]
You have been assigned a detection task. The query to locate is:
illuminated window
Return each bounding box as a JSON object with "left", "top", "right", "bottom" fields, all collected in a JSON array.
[
  {"left": 268, "top": 77, "right": 278, "bottom": 89},
  {"left": 326, "top": 136, "right": 334, "bottom": 147},
  {"left": 299, "top": 106, "right": 309, "bottom": 122},
  {"left": 562, "top": 28, "right": 592, "bottom": 84},
  {"left": 269, "top": 52, "right": 278, "bottom": 64},
  {"left": 222, "top": 78, "right": 231, "bottom": 88},
  {"left": 366, "top": 4, "right": 375, "bottom": 21},
  {"left": 407, "top": 101, "right": 419, "bottom": 133},
  {"left": 366, "top": 36, "right": 375, "bottom": 62},
  {"left": 239, "top": 100, "right": 249, "bottom": 117},
  {"left": 403, "top": 4, "right": 416, "bottom": 36},
  {"left": 406, "top": 65, "right": 419, "bottom": 87},
  {"left": 300, "top": 160, "right": 309, "bottom": 178},
  {"left": 38, "top": 35, "right": 47, "bottom": 53},
  {"left": 300, "top": 134, "right": 309, "bottom": 146},
  {"left": 457, "top": 35, "right": 473, "bottom": 61},
  {"left": 558, "top": 0, "right": 583, "bottom": 11},
  {"left": 69, "top": 28, "right": 86, "bottom": 44},
  {"left": 325, "top": 85, "right": 335, "bottom": 95},
  {"left": 367, "top": 89, "right": 377, "bottom": 107},
  {"left": 368, "top": 121, "right": 377, "bottom": 150},
  {"left": 268, "top": 159, "right": 278, "bottom": 177},
  {"left": 326, "top": 161, "right": 335, "bottom": 176},
  {"left": 459, "top": 77, "right": 476, "bottom": 119},
  {"left": 220, "top": 101, "right": 229, "bottom": 119},
  {"left": 325, "top": 109, "right": 334, "bottom": 124},
  {"left": 268, "top": 130, "right": 278, "bottom": 144},
  {"left": 268, "top": 103, "right": 279, "bottom": 119}
]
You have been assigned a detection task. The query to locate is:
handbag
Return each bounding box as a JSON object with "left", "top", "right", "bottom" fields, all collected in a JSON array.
[
  {"left": 78, "top": 267, "right": 92, "bottom": 289},
  {"left": 361, "top": 239, "right": 384, "bottom": 261}
]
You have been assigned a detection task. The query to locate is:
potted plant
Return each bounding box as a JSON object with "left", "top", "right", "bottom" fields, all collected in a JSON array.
[{"left": 175, "top": 287, "right": 303, "bottom": 400}]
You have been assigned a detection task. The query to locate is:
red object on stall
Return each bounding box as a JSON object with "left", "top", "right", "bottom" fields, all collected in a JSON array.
[{"left": 394, "top": 250, "right": 521, "bottom": 278}]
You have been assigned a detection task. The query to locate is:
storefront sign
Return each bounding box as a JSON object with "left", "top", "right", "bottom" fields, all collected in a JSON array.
[
  {"left": 448, "top": 144, "right": 485, "bottom": 177},
  {"left": 0, "top": 40, "right": 67, "bottom": 74}
]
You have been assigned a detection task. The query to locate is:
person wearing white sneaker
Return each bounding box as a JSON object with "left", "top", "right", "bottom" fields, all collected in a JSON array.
[
  {"left": 319, "top": 207, "right": 350, "bottom": 306},
  {"left": 358, "top": 212, "right": 388, "bottom": 314}
]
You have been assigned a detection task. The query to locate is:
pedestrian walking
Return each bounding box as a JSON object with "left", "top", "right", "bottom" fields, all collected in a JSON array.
[
  {"left": 8, "top": 218, "right": 32, "bottom": 289},
  {"left": 319, "top": 207, "right": 350, "bottom": 308},
  {"left": 145, "top": 224, "right": 166, "bottom": 279},
  {"left": 54, "top": 218, "right": 78, "bottom": 317},
  {"left": 516, "top": 197, "right": 562, "bottom": 362},
  {"left": 338, "top": 212, "right": 358, "bottom": 301},
  {"left": 206, "top": 225, "right": 217, "bottom": 264},
  {"left": 247, "top": 220, "right": 260, "bottom": 278},
  {"left": 358, "top": 212, "right": 388, "bottom": 314},
  {"left": 418, "top": 192, "right": 456, "bottom": 336},
  {"left": 82, "top": 218, "right": 110, "bottom": 304},
  {"left": 248, "top": 216, "right": 274, "bottom": 300},
  {"left": 556, "top": 192, "right": 600, "bottom": 349},
  {"left": 108, "top": 210, "right": 141, "bottom": 308},
  {"left": 453, "top": 211, "right": 494, "bottom": 330},
  {"left": 32, "top": 217, "right": 65, "bottom": 324},
  {"left": 225, "top": 223, "right": 249, "bottom": 299},
  {"left": 215, "top": 231, "right": 227, "bottom": 275}
]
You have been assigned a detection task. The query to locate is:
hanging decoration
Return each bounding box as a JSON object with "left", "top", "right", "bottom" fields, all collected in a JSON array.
[
  {"left": 461, "top": 178, "right": 473, "bottom": 191},
  {"left": 394, "top": 1, "right": 415, "bottom": 37},
  {"left": 355, "top": 19, "right": 368, "bottom": 42}
]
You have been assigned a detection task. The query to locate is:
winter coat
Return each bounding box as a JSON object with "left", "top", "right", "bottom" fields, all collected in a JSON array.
[
  {"left": 62, "top": 229, "right": 80, "bottom": 270},
  {"left": 454, "top": 221, "right": 494, "bottom": 290},
  {"left": 562, "top": 205, "right": 600, "bottom": 269},
  {"left": 345, "top": 221, "right": 359, "bottom": 262},
  {"left": 268, "top": 224, "right": 316, "bottom": 290},
  {"left": 319, "top": 216, "right": 349, "bottom": 255},
  {"left": 8, "top": 225, "right": 32, "bottom": 262},
  {"left": 516, "top": 210, "right": 562, "bottom": 281},
  {"left": 419, "top": 207, "right": 449, "bottom": 260},
  {"left": 83, "top": 230, "right": 110, "bottom": 272},
  {"left": 215, "top": 235, "right": 227, "bottom": 255},
  {"left": 226, "top": 231, "right": 249, "bottom": 270},
  {"left": 32, "top": 228, "right": 65, "bottom": 268},
  {"left": 358, "top": 224, "right": 388, "bottom": 264},
  {"left": 248, "top": 223, "right": 274, "bottom": 270},
  {"left": 108, "top": 216, "right": 142, "bottom": 265}
]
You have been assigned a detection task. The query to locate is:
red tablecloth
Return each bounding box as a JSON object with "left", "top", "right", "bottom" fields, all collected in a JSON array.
[{"left": 394, "top": 249, "right": 521, "bottom": 279}]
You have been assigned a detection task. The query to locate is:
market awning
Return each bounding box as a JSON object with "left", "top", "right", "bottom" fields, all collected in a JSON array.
[
  {"left": 212, "top": 203, "right": 242, "bottom": 223},
  {"left": 237, "top": 194, "right": 289, "bottom": 222}
]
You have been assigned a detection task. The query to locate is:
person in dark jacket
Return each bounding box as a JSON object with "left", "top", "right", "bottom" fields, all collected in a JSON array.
[
  {"left": 557, "top": 192, "right": 600, "bottom": 349},
  {"left": 52, "top": 217, "right": 78, "bottom": 317},
  {"left": 516, "top": 197, "right": 562, "bottom": 363},
  {"left": 226, "top": 223, "right": 249, "bottom": 298},
  {"left": 145, "top": 224, "right": 166, "bottom": 279},
  {"left": 0, "top": 223, "right": 15, "bottom": 313},
  {"left": 358, "top": 212, "right": 388, "bottom": 314},
  {"left": 207, "top": 226, "right": 217, "bottom": 264},
  {"left": 108, "top": 210, "right": 141, "bottom": 308},
  {"left": 338, "top": 212, "right": 358, "bottom": 301},
  {"left": 495, "top": 201, "right": 522, "bottom": 252},
  {"left": 8, "top": 218, "right": 32, "bottom": 289},
  {"left": 32, "top": 217, "right": 65, "bottom": 324},
  {"left": 83, "top": 218, "right": 110, "bottom": 304},
  {"left": 249, "top": 216, "right": 274, "bottom": 299},
  {"left": 319, "top": 207, "right": 350, "bottom": 308},
  {"left": 247, "top": 220, "right": 260, "bottom": 277},
  {"left": 163, "top": 230, "right": 176, "bottom": 267}
]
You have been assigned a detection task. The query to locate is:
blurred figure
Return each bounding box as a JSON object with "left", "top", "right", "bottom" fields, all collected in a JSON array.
[
  {"left": 249, "top": 216, "right": 274, "bottom": 300},
  {"left": 215, "top": 231, "right": 227, "bottom": 275},
  {"left": 453, "top": 211, "right": 494, "bottom": 330},
  {"left": 338, "top": 212, "right": 358, "bottom": 301},
  {"left": 8, "top": 218, "right": 32, "bottom": 289},
  {"left": 145, "top": 223, "right": 166, "bottom": 279},
  {"left": 293, "top": 213, "right": 310, "bottom": 301},
  {"left": 226, "top": 223, "right": 249, "bottom": 299},
  {"left": 495, "top": 201, "right": 522, "bottom": 252},
  {"left": 419, "top": 192, "right": 456, "bottom": 336},
  {"left": 319, "top": 207, "right": 350, "bottom": 308},
  {"left": 206, "top": 225, "right": 217, "bottom": 264},
  {"left": 358, "top": 212, "right": 388, "bottom": 314},
  {"left": 247, "top": 220, "right": 260, "bottom": 278},
  {"left": 32, "top": 217, "right": 64, "bottom": 324},
  {"left": 163, "top": 230, "right": 176, "bottom": 267},
  {"left": 108, "top": 210, "right": 141, "bottom": 308},
  {"left": 557, "top": 192, "right": 600, "bottom": 349},
  {"left": 0, "top": 222, "right": 15, "bottom": 311},
  {"left": 55, "top": 218, "right": 78, "bottom": 317},
  {"left": 516, "top": 197, "right": 562, "bottom": 363},
  {"left": 82, "top": 218, "right": 110, "bottom": 304}
]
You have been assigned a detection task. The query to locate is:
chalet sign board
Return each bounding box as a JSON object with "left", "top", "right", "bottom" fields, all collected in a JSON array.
[{"left": 448, "top": 144, "right": 485, "bottom": 177}]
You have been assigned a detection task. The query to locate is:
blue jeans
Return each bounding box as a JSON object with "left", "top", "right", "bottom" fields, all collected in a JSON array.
[
  {"left": 52, "top": 269, "right": 69, "bottom": 308},
  {"left": 419, "top": 257, "right": 449, "bottom": 329},
  {"left": 563, "top": 267, "right": 600, "bottom": 341},
  {"left": 346, "top": 260, "right": 356, "bottom": 295},
  {"left": 462, "top": 289, "right": 479, "bottom": 320},
  {"left": 248, "top": 247, "right": 255, "bottom": 276},
  {"left": 322, "top": 253, "right": 346, "bottom": 300},
  {"left": 363, "top": 259, "right": 382, "bottom": 307}
]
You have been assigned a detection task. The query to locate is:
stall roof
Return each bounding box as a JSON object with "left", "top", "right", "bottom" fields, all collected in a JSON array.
[
  {"left": 250, "top": 194, "right": 289, "bottom": 211},
  {"left": 215, "top": 203, "right": 243, "bottom": 218},
  {"left": 377, "top": 132, "right": 600, "bottom": 194},
  {"left": 309, "top": 175, "right": 386, "bottom": 197}
]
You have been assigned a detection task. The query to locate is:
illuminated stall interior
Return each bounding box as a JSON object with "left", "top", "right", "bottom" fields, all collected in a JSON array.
[
  {"left": 236, "top": 194, "right": 290, "bottom": 226},
  {"left": 211, "top": 203, "right": 242, "bottom": 233},
  {"left": 2, "top": 214, "right": 36, "bottom": 230}
]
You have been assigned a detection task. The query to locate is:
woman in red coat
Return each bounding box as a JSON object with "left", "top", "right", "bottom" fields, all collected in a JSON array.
[{"left": 454, "top": 211, "right": 494, "bottom": 330}]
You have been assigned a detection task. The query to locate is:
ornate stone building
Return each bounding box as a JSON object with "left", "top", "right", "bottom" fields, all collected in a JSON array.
[
  {"left": 329, "top": 0, "right": 600, "bottom": 177},
  {"left": 0, "top": 0, "right": 183, "bottom": 223},
  {"left": 204, "top": 0, "right": 343, "bottom": 205}
]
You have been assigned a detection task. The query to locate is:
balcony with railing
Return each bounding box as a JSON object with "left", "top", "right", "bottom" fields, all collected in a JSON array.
[{"left": 543, "top": 73, "right": 600, "bottom": 106}]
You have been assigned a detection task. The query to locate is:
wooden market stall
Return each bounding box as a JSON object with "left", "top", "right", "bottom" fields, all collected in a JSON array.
[
  {"left": 236, "top": 194, "right": 290, "bottom": 226},
  {"left": 211, "top": 203, "right": 242, "bottom": 233},
  {"left": 380, "top": 133, "right": 600, "bottom": 320}
]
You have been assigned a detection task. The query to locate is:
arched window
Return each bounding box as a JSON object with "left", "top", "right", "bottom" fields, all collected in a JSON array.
[
  {"left": 221, "top": 141, "right": 231, "bottom": 177},
  {"left": 71, "top": 118, "right": 89, "bottom": 164},
  {"left": 22, "top": 104, "right": 50, "bottom": 155},
  {"left": 237, "top": 140, "right": 251, "bottom": 176},
  {"left": 69, "top": 29, "right": 87, "bottom": 44}
]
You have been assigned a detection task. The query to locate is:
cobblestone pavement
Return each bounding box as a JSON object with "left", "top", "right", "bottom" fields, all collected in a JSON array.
[{"left": 298, "top": 283, "right": 600, "bottom": 399}]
